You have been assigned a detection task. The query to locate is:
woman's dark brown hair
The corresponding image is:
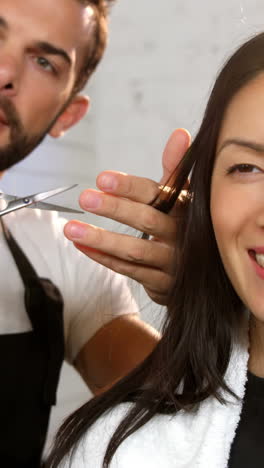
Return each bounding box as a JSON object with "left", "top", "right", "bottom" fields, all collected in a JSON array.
[{"left": 47, "top": 32, "right": 264, "bottom": 467}]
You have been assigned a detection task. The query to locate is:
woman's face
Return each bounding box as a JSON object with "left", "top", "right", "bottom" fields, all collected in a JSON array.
[{"left": 211, "top": 73, "right": 264, "bottom": 322}]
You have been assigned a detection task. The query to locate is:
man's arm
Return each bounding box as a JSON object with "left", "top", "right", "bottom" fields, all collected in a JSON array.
[
  {"left": 64, "top": 129, "right": 190, "bottom": 305},
  {"left": 68, "top": 129, "right": 190, "bottom": 392},
  {"left": 74, "top": 314, "right": 160, "bottom": 394}
]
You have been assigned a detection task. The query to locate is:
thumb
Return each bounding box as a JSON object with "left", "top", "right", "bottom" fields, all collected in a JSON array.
[{"left": 160, "top": 128, "right": 191, "bottom": 185}]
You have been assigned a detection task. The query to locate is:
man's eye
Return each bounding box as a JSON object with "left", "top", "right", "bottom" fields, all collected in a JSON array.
[
  {"left": 35, "top": 56, "right": 54, "bottom": 72},
  {"left": 226, "top": 163, "right": 262, "bottom": 174}
]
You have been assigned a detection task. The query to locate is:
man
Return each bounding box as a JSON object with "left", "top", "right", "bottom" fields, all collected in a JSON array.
[{"left": 0, "top": 0, "right": 186, "bottom": 466}]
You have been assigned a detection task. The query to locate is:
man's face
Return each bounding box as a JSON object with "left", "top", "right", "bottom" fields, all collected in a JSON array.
[{"left": 0, "top": 0, "right": 92, "bottom": 171}]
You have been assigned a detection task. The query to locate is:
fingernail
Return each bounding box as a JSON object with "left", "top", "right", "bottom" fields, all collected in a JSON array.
[
  {"left": 67, "top": 223, "right": 86, "bottom": 239},
  {"left": 99, "top": 174, "right": 116, "bottom": 191},
  {"left": 83, "top": 193, "right": 102, "bottom": 210}
]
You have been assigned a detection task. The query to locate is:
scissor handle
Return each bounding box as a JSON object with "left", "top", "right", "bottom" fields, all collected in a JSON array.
[{"left": 0, "top": 198, "right": 33, "bottom": 217}]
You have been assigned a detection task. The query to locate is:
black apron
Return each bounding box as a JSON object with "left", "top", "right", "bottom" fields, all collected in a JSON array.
[{"left": 0, "top": 221, "right": 65, "bottom": 467}]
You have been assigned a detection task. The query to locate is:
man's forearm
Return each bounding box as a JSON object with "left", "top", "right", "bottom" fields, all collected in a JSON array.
[{"left": 74, "top": 314, "right": 160, "bottom": 394}]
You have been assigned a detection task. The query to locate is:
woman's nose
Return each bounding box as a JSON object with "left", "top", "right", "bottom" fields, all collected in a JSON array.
[{"left": 255, "top": 201, "right": 264, "bottom": 230}]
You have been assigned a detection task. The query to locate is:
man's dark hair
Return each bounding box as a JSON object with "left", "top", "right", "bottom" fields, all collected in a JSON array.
[{"left": 74, "top": 0, "right": 115, "bottom": 93}]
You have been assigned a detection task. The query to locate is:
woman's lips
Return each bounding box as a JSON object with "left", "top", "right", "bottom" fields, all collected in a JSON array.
[
  {"left": 252, "top": 247, "right": 264, "bottom": 254},
  {"left": 248, "top": 249, "right": 264, "bottom": 279}
]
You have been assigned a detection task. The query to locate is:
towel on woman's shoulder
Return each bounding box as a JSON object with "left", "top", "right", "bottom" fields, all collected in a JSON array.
[{"left": 66, "top": 325, "right": 249, "bottom": 468}]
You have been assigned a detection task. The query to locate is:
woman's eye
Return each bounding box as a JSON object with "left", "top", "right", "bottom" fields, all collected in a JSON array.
[
  {"left": 35, "top": 56, "right": 54, "bottom": 72},
  {"left": 227, "top": 163, "right": 262, "bottom": 174}
]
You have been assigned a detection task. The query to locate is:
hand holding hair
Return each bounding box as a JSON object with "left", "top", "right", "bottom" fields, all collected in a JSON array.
[{"left": 64, "top": 128, "right": 191, "bottom": 305}]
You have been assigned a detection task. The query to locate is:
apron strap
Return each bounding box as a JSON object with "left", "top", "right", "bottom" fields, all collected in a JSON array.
[
  {"left": 0, "top": 218, "right": 38, "bottom": 285},
  {"left": 0, "top": 217, "right": 65, "bottom": 406}
]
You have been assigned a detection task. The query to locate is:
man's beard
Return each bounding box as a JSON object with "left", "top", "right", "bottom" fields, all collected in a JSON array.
[{"left": 0, "top": 96, "right": 61, "bottom": 172}]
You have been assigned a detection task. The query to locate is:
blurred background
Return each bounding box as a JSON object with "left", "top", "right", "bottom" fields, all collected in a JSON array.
[{"left": 1, "top": 0, "right": 263, "bottom": 453}]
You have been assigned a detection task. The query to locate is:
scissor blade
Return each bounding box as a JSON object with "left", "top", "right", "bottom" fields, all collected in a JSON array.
[
  {"left": 0, "top": 192, "right": 16, "bottom": 202},
  {"left": 29, "top": 201, "right": 83, "bottom": 214},
  {"left": 0, "top": 185, "right": 80, "bottom": 217},
  {"left": 31, "top": 184, "right": 78, "bottom": 203}
]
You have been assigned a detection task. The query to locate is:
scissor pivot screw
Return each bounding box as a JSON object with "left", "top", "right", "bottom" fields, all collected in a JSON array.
[{"left": 23, "top": 198, "right": 30, "bottom": 204}]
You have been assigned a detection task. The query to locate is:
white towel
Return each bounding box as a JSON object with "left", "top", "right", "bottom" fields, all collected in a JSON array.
[{"left": 67, "top": 325, "right": 249, "bottom": 468}]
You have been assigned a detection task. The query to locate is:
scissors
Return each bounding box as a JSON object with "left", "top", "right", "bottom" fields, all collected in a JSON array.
[{"left": 0, "top": 184, "right": 83, "bottom": 217}]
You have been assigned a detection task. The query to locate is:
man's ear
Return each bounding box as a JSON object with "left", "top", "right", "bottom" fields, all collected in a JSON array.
[{"left": 49, "top": 95, "right": 90, "bottom": 138}]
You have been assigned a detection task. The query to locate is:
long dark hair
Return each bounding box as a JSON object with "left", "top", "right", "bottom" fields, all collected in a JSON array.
[{"left": 47, "top": 32, "right": 264, "bottom": 467}]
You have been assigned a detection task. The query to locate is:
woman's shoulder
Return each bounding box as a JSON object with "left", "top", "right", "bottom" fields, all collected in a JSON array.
[
  {"left": 67, "top": 403, "right": 132, "bottom": 467},
  {"left": 67, "top": 402, "right": 203, "bottom": 468}
]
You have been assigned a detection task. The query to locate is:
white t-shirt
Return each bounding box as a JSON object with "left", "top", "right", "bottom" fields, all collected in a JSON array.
[{"left": 0, "top": 208, "right": 138, "bottom": 362}]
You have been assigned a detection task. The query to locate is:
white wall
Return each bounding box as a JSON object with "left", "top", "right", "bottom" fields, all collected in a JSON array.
[{"left": 1, "top": 0, "right": 263, "bottom": 453}]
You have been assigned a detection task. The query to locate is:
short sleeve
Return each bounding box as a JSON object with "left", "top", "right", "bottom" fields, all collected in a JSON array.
[{"left": 6, "top": 210, "right": 139, "bottom": 364}]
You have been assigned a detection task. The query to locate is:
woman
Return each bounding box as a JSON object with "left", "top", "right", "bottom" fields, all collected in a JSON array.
[{"left": 47, "top": 32, "right": 264, "bottom": 467}]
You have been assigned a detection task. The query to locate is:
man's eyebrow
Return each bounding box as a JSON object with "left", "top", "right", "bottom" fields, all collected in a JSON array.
[
  {"left": 217, "top": 138, "right": 264, "bottom": 156},
  {"left": 0, "top": 17, "right": 72, "bottom": 67},
  {"left": 32, "top": 41, "right": 72, "bottom": 67}
]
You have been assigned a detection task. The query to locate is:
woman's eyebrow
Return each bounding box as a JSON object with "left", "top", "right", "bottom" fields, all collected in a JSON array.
[{"left": 217, "top": 138, "right": 264, "bottom": 156}]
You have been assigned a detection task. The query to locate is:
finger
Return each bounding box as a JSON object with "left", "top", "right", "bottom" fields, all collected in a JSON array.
[
  {"left": 161, "top": 128, "right": 191, "bottom": 185},
  {"left": 143, "top": 287, "right": 169, "bottom": 306},
  {"left": 94, "top": 129, "right": 191, "bottom": 206},
  {"left": 78, "top": 190, "right": 178, "bottom": 241},
  {"left": 64, "top": 221, "right": 175, "bottom": 271},
  {"left": 73, "top": 243, "right": 172, "bottom": 301},
  {"left": 96, "top": 171, "right": 160, "bottom": 205}
]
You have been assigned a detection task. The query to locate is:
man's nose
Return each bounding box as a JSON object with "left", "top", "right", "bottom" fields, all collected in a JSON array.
[{"left": 0, "top": 55, "right": 20, "bottom": 97}]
